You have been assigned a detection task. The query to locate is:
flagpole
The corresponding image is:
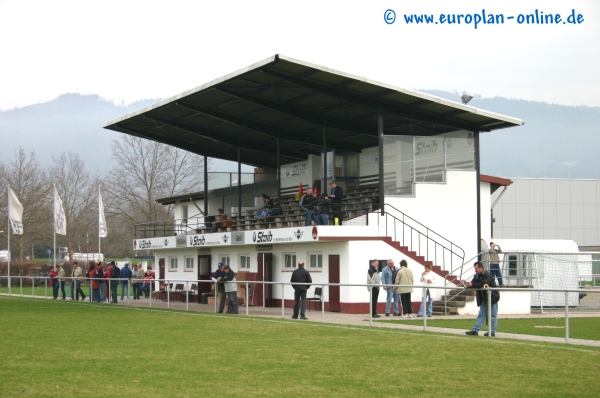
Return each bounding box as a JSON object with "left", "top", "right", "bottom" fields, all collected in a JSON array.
[
  {"left": 7, "top": 186, "right": 11, "bottom": 293},
  {"left": 53, "top": 184, "right": 56, "bottom": 269},
  {"left": 98, "top": 185, "right": 101, "bottom": 262}
]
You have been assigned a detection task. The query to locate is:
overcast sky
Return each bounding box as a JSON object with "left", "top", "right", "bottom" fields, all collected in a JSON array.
[{"left": 1, "top": 0, "right": 599, "bottom": 111}]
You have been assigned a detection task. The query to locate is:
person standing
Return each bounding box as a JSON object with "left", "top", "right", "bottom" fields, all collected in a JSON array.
[
  {"left": 215, "top": 263, "right": 227, "bottom": 313},
  {"left": 71, "top": 262, "right": 86, "bottom": 301},
  {"left": 49, "top": 265, "right": 59, "bottom": 299},
  {"left": 132, "top": 263, "right": 142, "bottom": 300},
  {"left": 120, "top": 263, "right": 133, "bottom": 300},
  {"left": 382, "top": 259, "right": 400, "bottom": 316},
  {"left": 395, "top": 260, "right": 414, "bottom": 318},
  {"left": 290, "top": 261, "right": 312, "bottom": 320},
  {"left": 417, "top": 264, "right": 436, "bottom": 317},
  {"left": 89, "top": 262, "right": 101, "bottom": 303},
  {"left": 96, "top": 262, "right": 107, "bottom": 303},
  {"left": 110, "top": 261, "right": 120, "bottom": 303},
  {"left": 299, "top": 187, "right": 318, "bottom": 226},
  {"left": 57, "top": 264, "right": 67, "bottom": 300},
  {"left": 367, "top": 259, "right": 382, "bottom": 318},
  {"left": 489, "top": 242, "right": 504, "bottom": 287},
  {"left": 465, "top": 261, "right": 500, "bottom": 336},
  {"left": 325, "top": 181, "right": 343, "bottom": 225},
  {"left": 221, "top": 266, "right": 239, "bottom": 314}
]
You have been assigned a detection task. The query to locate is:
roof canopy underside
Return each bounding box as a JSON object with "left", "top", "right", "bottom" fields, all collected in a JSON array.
[{"left": 104, "top": 55, "right": 523, "bottom": 168}]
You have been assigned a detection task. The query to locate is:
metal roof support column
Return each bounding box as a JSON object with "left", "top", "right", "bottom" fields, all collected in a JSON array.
[
  {"left": 204, "top": 150, "right": 208, "bottom": 217},
  {"left": 474, "top": 131, "right": 481, "bottom": 260},
  {"left": 277, "top": 136, "right": 281, "bottom": 199},
  {"left": 322, "top": 125, "right": 327, "bottom": 192},
  {"left": 238, "top": 145, "right": 242, "bottom": 217},
  {"left": 378, "top": 114, "right": 385, "bottom": 215}
]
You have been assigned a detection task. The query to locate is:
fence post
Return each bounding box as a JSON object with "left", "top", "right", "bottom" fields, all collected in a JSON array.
[
  {"left": 487, "top": 289, "right": 492, "bottom": 338},
  {"left": 167, "top": 280, "right": 170, "bottom": 309},
  {"left": 281, "top": 283, "right": 285, "bottom": 319},
  {"left": 245, "top": 281, "right": 249, "bottom": 316},
  {"left": 369, "top": 286, "right": 373, "bottom": 327},
  {"left": 32, "top": 277, "right": 35, "bottom": 298},
  {"left": 422, "top": 287, "right": 427, "bottom": 331},
  {"left": 321, "top": 284, "right": 325, "bottom": 323},
  {"left": 214, "top": 281, "right": 217, "bottom": 313},
  {"left": 20, "top": 276, "right": 23, "bottom": 297},
  {"left": 565, "top": 290, "right": 569, "bottom": 344}
]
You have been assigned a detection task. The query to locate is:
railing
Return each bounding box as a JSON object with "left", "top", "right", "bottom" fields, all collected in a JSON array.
[
  {"left": 378, "top": 204, "right": 465, "bottom": 272},
  {"left": 2, "top": 275, "right": 598, "bottom": 344},
  {"left": 441, "top": 251, "right": 484, "bottom": 315}
]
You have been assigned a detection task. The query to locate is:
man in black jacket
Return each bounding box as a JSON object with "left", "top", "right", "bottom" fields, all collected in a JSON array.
[
  {"left": 325, "top": 181, "right": 343, "bottom": 225},
  {"left": 110, "top": 261, "right": 120, "bottom": 304},
  {"left": 290, "top": 262, "right": 312, "bottom": 320},
  {"left": 465, "top": 261, "right": 500, "bottom": 336}
]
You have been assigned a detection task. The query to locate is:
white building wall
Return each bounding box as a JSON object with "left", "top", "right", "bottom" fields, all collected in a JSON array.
[
  {"left": 147, "top": 238, "right": 451, "bottom": 305},
  {"left": 385, "top": 170, "right": 479, "bottom": 262}
]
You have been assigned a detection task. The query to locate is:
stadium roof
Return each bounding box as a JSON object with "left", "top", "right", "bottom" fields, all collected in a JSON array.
[{"left": 104, "top": 54, "right": 523, "bottom": 169}]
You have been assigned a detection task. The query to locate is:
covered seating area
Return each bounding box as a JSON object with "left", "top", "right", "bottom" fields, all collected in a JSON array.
[{"left": 105, "top": 54, "right": 522, "bottom": 242}]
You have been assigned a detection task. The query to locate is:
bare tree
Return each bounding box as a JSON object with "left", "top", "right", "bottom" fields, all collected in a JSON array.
[
  {"left": 106, "top": 135, "right": 208, "bottom": 225},
  {"left": 49, "top": 152, "right": 101, "bottom": 260},
  {"left": 0, "top": 148, "right": 53, "bottom": 261}
]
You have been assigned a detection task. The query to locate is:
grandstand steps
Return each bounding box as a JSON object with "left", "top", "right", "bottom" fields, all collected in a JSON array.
[{"left": 432, "top": 289, "right": 476, "bottom": 315}]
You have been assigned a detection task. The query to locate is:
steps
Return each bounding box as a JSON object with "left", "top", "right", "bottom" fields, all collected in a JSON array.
[{"left": 432, "top": 288, "right": 476, "bottom": 315}]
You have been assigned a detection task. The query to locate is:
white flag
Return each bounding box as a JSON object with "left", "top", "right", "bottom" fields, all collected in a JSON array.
[
  {"left": 99, "top": 190, "right": 107, "bottom": 237},
  {"left": 8, "top": 187, "right": 24, "bottom": 235},
  {"left": 54, "top": 187, "right": 67, "bottom": 235}
]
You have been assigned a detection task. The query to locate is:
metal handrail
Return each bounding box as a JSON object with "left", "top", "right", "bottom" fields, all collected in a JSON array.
[
  {"left": 379, "top": 204, "right": 465, "bottom": 272},
  {"left": 441, "top": 251, "right": 485, "bottom": 315}
]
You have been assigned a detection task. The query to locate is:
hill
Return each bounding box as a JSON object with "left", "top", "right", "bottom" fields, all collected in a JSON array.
[
  {"left": 422, "top": 90, "right": 600, "bottom": 179},
  {"left": 2, "top": 92, "right": 599, "bottom": 179}
]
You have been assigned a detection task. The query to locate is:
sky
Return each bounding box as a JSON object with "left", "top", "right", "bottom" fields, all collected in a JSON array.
[{"left": 1, "top": 0, "right": 599, "bottom": 111}]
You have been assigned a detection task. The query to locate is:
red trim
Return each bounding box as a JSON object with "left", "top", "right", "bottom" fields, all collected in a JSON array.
[
  {"left": 270, "top": 300, "right": 420, "bottom": 314},
  {"left": 480, "top": 174, "right": 512, "bottom": 186}
]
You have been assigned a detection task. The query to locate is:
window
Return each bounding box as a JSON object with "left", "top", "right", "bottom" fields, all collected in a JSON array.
[
  {"left": 308, "top": 253, "right": 323, "bottom": 269},
  {"left": 284, "top": 253, "right": 297, "bottom": 268},
  {"left": 185, "top": 256, "right": 194, "bottom": 271},
  {"left": 220, "top": 255, "right": 230, "bottom": 267},
  {"left": 240, "top": 255, "right": 251, "bottom": 269},
  {"left": 169, "top": 257, "right": 178, "bottom": 271}
]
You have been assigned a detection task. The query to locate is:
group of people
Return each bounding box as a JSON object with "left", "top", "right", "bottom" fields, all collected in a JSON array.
[
  {"left": 48, "top": 261, "right": 154, "bottom": 303},
  {"left": 299, "top": 180, "right": 344, "bottom": 226},
  {"left": 367, "top": 259, "right": 423, "bottom": 318},
  {"left": 214, "top": 262, "right": 239, "bottom": 314},
  {"left": 367, "top": 258, "right": 501, "bottom": 336}
]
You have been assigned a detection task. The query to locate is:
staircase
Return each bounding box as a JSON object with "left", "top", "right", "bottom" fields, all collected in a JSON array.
[
  {"left": 382, "top": 236, "right": 469, "bottom": 315},
  {"left": 433, "top": 288, "right": 476, "bottom": 315}
]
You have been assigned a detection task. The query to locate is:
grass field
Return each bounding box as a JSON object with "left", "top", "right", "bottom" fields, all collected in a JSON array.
[
  {"left": 1, "top": 296, "right": 600, "bottom": 397},
  {"left": 379, "top": 317, "right": 600, "bottom": 340}
]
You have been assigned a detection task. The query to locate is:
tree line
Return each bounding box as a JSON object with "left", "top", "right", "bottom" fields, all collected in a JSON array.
[{"left": 0, "top": 136, "right": 208, "bottom": 262}]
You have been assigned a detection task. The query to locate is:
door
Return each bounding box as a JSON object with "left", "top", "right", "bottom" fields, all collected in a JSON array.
[
  {"left": 508, "top": 253, "right": 530, "bottom": 285},
  {"left": 197, "top": 255, "right": 212, "bottom": 296},
  {"left": 328, "top": 255, "right": 340, "bottom": 312},
  {"left": 159, "top": 258, "right": 165, "bottom": 282},
  {"left": 256, "top": 253, "right": 273, "bottom": 307}
]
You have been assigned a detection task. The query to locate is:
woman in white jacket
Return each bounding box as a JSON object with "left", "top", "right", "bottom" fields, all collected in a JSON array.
[{"left": 417, "top": 264, "right": 435, "bottom": 317}]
